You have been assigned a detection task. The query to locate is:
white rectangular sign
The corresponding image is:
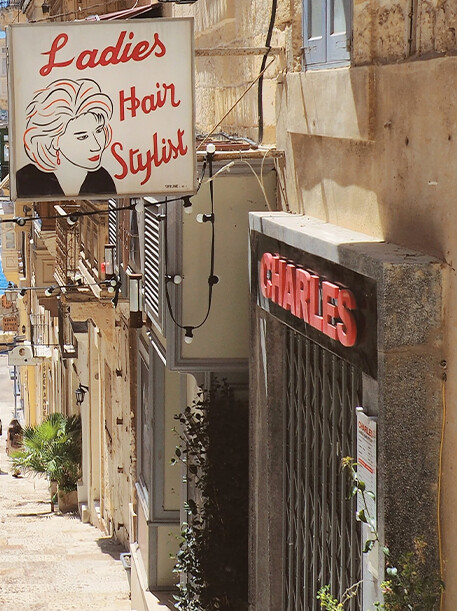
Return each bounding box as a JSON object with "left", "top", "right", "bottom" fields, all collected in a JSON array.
[
  {"left": 7, "top": 19, "right": 196, "bottom": 201},
  {"left": 356, "top": 407, "right": 377, "bottom": 528}
]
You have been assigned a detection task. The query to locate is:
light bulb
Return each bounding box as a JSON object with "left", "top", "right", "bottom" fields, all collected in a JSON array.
[
  {"left": 44, "top": 286, "right": 55, "bottom": 297},
  {"left": 135, "top": 199, "right": 145, "bottom": 214},
  {"left": 16, "top": 217, "right": 26, "bottom": 227},
  {"left": 107, "top": 286, "right": 115, "bottom": 294},
  {"left": 196, "top": 213, "right": 214, "bottom": 224},
  {"left": 206, "top": 143, "right": 216, "bottom": 155},
  {"left": 184, "top": 327, "right": 194, "bottom": 344},
  {"left": 173, "top": 275, "right": 183, "bottom": 285},
  {"left": 18, "top": 289, "right": 26, "bottom": 299},
  {"left": 183, "top": 197, "right": 193, "bottom": 215},
  {"left": 67, "top": 214, "right": 79, "bottom": 226}
]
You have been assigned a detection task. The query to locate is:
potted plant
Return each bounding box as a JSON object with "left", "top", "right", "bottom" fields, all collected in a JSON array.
[{"left": 11, "top": 413, "right": 82, "bottom": 513}]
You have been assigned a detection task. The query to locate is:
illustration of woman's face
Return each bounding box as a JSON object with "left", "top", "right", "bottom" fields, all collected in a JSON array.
[{"left": 57, "top": 113, "right": 107, "bottom": 170}]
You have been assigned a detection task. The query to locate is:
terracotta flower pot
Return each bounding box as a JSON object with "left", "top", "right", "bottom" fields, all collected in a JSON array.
[{"left": 58, "top": 488, "right": 78, "bottom": 513}]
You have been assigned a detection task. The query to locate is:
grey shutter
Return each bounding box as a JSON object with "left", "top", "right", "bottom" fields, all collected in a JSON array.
[
  {"left": 144, "top": 203, "right": 164, "bottom": 329},
  {"left": 108, "top": 199, "right": 117, "bottom": 246},
  {"left": 303, "top": 0, "right": 326, "bottom": 67},
  {"left": 327, "top": 0, "right": 351, "bottom": 64}
]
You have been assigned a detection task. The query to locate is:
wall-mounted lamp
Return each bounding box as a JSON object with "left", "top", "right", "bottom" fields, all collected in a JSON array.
[{"left": 75, "top": 383, "right": 89, "bottom": 406}]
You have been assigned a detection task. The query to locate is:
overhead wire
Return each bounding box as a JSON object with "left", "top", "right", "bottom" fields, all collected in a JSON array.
[{"left": 258, "top": 0, "right": 278, "bottom": 143}]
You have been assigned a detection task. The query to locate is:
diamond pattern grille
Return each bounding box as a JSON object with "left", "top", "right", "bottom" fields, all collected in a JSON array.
[{"left": 284, "top": 331, "right": 362, "bottom": 611}]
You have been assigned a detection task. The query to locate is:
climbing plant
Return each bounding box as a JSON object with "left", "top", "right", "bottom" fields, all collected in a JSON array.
[{"left": 318, "top": 458, "right": 444, "bottom": 611}]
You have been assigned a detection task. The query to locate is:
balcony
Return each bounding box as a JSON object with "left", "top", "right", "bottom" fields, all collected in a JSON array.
[{"left": 55, "top": 204, "right": 80, "bottom": 286}]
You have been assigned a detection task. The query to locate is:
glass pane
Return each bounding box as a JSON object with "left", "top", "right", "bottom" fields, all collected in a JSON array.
[
  {"left": 309, "top": 0, "right": 323, "bottom": 38},
  {"left": 331, "top": 0, "right": 347, "bottom": 35}
]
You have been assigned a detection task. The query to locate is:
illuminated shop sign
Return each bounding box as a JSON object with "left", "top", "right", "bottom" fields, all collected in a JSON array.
[
  {"left": 7, "top": 19, "right": 195, "bottom": 201},
  {"left": 260, "top": 252, "right": 357, "bottom": 347}
]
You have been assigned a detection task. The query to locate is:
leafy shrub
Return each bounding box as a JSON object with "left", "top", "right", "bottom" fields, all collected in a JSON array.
[{"left": 172, "top": 380, "right": 249, "bottom": 611}]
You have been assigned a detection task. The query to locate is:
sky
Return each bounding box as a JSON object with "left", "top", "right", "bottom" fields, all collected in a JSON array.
[{"left": 0, "top": 246, "right": 9, "bottom": 294}]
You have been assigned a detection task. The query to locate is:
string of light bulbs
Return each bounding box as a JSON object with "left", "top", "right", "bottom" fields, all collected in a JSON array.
[
  {"left": 6, "top": 194, "right": 189, "bottom": 227},
  {"left": 5, "top": 155, "right": 215, "bottom": 227},
  {"left": 164, "top": 144, "right": 218, "bottom": 345},
  {"left": 5, "top": 277, "right": 121, "bottom": 299}
]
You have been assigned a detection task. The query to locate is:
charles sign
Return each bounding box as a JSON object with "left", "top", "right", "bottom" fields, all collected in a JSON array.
[
  {"left": 7, "top": 19, "right": 195, "bottom": 201},
  {"left": 251, "top": 232, "right": 378, "bottom": 378}
]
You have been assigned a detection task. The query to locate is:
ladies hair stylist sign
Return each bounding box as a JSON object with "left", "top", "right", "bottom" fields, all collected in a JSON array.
[{"left": 7, "top": 19, "right": 196, "bottom": 201}]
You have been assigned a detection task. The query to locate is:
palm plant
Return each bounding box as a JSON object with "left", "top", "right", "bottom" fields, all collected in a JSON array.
[{"left": 11, "top": 413, "right": 82, "bottom": 493}]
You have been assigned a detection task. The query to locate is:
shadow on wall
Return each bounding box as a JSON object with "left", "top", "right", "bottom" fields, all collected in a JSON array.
[{"left": 285, "top": 59, "right": 457, "bottom": 262}]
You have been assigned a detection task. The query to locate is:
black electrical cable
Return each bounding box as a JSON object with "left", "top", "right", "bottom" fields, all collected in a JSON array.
[
  {"left": 164, "top": 153, "right": 217, "bottom": 334},
  {"left": 5, "top": 160, "right": 210, "bottom": 226},
  {"left": 258, "top": 0, "right": 277, "bottom": 143}
]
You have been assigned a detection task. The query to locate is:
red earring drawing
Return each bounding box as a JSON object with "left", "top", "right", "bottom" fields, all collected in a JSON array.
[{"left": 56, "top": 150, "right": 60, "bottom": 165}]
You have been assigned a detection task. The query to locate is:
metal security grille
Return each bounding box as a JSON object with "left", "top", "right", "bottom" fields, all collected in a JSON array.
[{"left": 284, "top": 330, "right": 362, "bottom": 611}]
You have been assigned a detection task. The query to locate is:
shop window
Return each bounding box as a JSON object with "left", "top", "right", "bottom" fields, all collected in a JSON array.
[{"left": 303, "top": 0, "right": 351, "bottom": 69}]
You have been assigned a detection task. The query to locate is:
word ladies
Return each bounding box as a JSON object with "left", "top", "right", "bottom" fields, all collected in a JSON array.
[
  {"left": 40, "top": 31, "right": 166, "bottom": 77},
  {"left": 111, "top": 129, "right": 188, "bottom": 185}
]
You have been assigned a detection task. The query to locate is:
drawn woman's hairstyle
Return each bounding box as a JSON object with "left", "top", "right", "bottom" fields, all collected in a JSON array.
[{"left": 23, "top": 78, "right": 113, "bottom": 172}]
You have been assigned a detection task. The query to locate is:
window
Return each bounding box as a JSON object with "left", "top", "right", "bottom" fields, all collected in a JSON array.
[
  {"left": 303, "top": 0, "right": 351, "bottom": 69},
  {"left": 138, "top": 353, "right": 153, "bottom": 503}
]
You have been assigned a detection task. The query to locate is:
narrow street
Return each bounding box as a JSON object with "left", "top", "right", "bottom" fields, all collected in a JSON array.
[{"left": 0, "top": 355, "right": 131, "bottom": 610}]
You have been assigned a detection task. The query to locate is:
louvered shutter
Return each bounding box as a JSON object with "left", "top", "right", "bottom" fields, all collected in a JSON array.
[{"left": 144, "top": 202, "right": 164, "bottom": 331}]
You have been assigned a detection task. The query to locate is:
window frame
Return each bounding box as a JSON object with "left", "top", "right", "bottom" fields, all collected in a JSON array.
[{"left": 302, "top": 0, "right": 352, "bottom": 69}]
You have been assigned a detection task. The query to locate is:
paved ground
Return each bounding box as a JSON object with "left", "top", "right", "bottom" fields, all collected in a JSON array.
[{"left": 0, "top": 355, "right": 131, "bottom": 610}]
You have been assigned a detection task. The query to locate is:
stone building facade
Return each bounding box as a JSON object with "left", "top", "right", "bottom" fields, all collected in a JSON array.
[{"left": 4, "top": 0, "right": 457, "bottom": 610}]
